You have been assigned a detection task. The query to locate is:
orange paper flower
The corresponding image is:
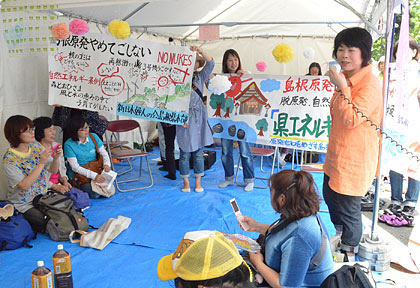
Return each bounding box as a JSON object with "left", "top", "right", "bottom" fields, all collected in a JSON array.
[{"left": 51, "top": 23, "right": 70, "bottom": 40}]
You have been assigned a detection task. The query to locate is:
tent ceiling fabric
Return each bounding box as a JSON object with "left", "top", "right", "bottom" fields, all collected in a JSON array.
[{"left": 56, "top": 0, "right": 383, "bottom": 40}]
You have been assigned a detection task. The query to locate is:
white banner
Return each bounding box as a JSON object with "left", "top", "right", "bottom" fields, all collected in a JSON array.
[
  {"left": 48, "top": 33, "right": 195, "bottom": 125},
  {"left": 208, "top": 74, "right": 333, "bottom": 152}
]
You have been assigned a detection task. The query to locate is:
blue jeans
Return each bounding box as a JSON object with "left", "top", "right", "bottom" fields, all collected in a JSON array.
[
  {"left": 179, "top": 148, "right": 204, "bottom": 178},
  {"left": 390, "top": 170, "right": 420, "bottom": 207},
  {"left": 80, "top": 183, "right": 101, "bottom": 199},
  {"left": 221, "top": 139, "right": 254, "bottom": 183}
]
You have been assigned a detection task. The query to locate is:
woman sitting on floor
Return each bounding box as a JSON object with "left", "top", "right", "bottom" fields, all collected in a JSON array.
[
  {"left": 240, "top": 170, "right": 333, "bottom": 288},
  {"left": 64, "top": 115, "right": 111, "bottom": 199},
  {"left": 33, "top": 116, "right": 72, "bottom": 194},
  {"left": 2, "top": 115, "right": 61, "bottom": 232},
  {"left": 157, "top": 230, "right": 255, "bottom": 288}
]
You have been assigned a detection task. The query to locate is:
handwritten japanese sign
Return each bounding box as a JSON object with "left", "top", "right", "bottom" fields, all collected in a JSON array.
[
  {"left": 208, "top": 74, "right": 333, "bottom": 152},
  {"left": 381, "top": 65, "right": 420, "bottom": 176},
  {"left": 48, "top": 33, "right": 195, "bottom": 125}
]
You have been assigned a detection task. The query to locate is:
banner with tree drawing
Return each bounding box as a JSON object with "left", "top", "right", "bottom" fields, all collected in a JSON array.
[
  {"left": 207, "top": 74, "right": 334, "bottom": 152},
  {"left": 48, "top": 32, "right": 195, "bottom": 125}
]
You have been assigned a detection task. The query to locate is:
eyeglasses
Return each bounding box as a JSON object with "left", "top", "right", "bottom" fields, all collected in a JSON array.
[
  {"left": 78, "top": 126, "right": 89, "bottom": 131},
  {"left": 22, "top": 127, "right": 35, "bottom": 134}
]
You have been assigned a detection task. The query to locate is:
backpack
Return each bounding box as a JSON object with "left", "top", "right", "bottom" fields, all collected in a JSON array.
[
  {"left": 320, "top": 263, "right": 373, "bottom": 288},
  {"left": 0, "top": 202, "right": 34, "bottom": 250},
  {"left": 33, "top": 192, "right": 89, "bottom": 241}
]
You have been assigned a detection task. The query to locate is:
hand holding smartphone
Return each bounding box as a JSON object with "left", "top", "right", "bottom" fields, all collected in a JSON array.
[
  {"left": 51, "top": 144, "right": 60, "bottom": 152},
  {"left": 230, "top": 198, "right": 249, "bottom": 231}
]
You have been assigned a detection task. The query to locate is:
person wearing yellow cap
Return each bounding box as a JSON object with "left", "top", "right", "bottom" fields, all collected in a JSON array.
[{"left": 157, "top": 230, "right": 255, "bottom": 288}]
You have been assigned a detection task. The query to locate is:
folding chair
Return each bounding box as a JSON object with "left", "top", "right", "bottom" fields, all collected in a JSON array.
[
  {"left": 105, "top": 120, "right": 153, "bottom": 192},
  {"left": 235, "top": 146, "right": 279, "bottom": 189},
  {"left": 100, "top": 115, "right": 129, "bottom": 150}
]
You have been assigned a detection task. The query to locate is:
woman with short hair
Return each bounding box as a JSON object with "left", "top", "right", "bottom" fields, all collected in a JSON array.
[
  {"left": 2, "top": 115, "right": 61, "bottom": 232},
  {"left": 323, "top": 27, "right": 382, "bottom": 255}
]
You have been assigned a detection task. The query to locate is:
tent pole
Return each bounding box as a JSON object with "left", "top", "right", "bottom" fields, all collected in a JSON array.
[
  {"left": 335, "top": 0, "right": 383, "bottom": 36},
  {"left": 122, "top": 2, "right": 150, "bottom": 22},
  {"left": 131, "top": 21, "right": 361, "bottom": 29},
  {"left": 370, "top": 0, "right": 395, "bottom": 241}
]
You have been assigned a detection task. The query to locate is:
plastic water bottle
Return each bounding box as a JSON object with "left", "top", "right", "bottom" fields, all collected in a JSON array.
[
  {"left": 52, "top": 244, "right": 73, "bottom": 288},
  {"left": 31, "top": 261, "right": 53, "bottom": 288}
]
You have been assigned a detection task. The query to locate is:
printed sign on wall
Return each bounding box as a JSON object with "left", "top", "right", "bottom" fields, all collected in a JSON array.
[
  {"left": 48, "top": 33, "right": 195, "bottom": 125},
  {"left": 208, "top": 74, "right": 334, "bottom": 152}
]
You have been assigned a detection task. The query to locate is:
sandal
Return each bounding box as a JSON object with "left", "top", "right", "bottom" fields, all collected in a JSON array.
[
  {"left": 386, "top": 214, "right": 414, "bottom": 227},
  {"left": 379, "top": 213, "right": 395, "bottom": 223}
]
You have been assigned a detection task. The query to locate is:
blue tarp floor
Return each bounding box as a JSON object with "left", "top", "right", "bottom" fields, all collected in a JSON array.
[{"left": 0, "top": 146, "right": 342, "bottom": 287}]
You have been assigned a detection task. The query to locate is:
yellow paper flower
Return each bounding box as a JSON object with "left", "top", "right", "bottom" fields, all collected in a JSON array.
[
  {"left": 108, "top": 19, "right": 131, "bottom": 40},
  {"left": 272, "top": 43, "right": 294, "bottom": 63}
]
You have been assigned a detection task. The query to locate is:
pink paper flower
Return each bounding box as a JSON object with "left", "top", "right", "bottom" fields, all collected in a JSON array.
[
  {"left": 51, "top": 23, "right": 70, "bottom": 40},
  {"left": 256, "top": 61, "right": 267, "bottom": 72},
  {"left": 69, "top": 19, "right": 89, "bottom": 36}
]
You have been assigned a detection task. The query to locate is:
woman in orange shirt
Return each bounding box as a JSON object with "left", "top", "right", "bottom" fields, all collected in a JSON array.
[{"left": 323, "top": 27, "right": 382, "bottom": 258}]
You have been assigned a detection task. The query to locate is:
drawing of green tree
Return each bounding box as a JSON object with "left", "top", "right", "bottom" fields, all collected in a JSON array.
[
  {"left": 223, "top": 98, "right": 234, "bottom": 118},
  {"left": 210, "top": 93, "right": 226, "bottom": 117},
  {"left": 256, "top": 118, "right": 268, "bottom": 136}
]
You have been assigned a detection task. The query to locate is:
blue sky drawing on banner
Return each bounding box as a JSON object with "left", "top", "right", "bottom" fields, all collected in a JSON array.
[
  {"left": 208, "top": 73, "right": 333, "bottom": 153},
  {"left": 48, "top": 32, "right": 194, "bottom": 125}
]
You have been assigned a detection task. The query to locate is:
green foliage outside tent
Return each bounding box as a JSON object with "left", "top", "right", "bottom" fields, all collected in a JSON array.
[{"left": 372, "top": 0, "right": 420, "bottom": 60}]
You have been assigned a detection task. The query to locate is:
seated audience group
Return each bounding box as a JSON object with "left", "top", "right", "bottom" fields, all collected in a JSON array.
[{"left": 3, "top": 27, "right": 384, "bottom": 286}]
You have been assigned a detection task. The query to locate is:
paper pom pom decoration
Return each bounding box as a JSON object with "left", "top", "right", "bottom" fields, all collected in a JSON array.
[
  {"left": 69, "top": 19, "right": 89, "bottom": 36},
  {"left": 256, "top": 61, "right": 267, "bottom": 72},
  {"left": 208, "top": 75, "right": 232, "bottom": 94},
  {"left": 51, "top": 23, "right": 70, "bottom": 40},
  {"left": 272, "top": 43, "right": 294, "bottom": 63},
  {"left": 108, "top": 19, "right": 131, "bottom": 40},
  {"left": 303, "top": 47, "right": 315, "bottom": 60}
]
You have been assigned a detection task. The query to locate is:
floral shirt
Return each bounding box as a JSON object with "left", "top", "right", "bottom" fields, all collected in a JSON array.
[{"left": 2, "top": 142, "right": 50, "bottom": 213}]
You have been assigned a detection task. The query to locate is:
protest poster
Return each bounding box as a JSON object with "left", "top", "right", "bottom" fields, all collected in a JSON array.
[
  {"left": 381, "top": 1, "right": 420, "bottom": 178},
  {"left": 48, "top": 32, "right": 195, "bottom": 125},
  {"left": 207, "top": 74, "right": 334, "bottom": 153},
  {"left": 381, "top": 65, "right": 420, "bottom": 176}
]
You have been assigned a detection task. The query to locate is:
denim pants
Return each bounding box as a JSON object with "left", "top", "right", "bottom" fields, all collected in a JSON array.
[
  {"left": 221, "top": 138, "right": 255, "bottom": 183},
  {"left": 390, "top": 170, "right": 420, "bottom": 207},
  {"left": 323, "top": 174, "right": 362, "bottom": 252},
  {"left": 179, "top": 148, "right": 204, "bottom": 178},
  {"left": 80, "top": 183, "right": 101, "bottom": 199}
]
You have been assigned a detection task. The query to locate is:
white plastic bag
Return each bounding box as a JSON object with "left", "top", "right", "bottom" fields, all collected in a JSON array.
[{"left": 69, "top": 216, "right": 131, "bottom": 250}]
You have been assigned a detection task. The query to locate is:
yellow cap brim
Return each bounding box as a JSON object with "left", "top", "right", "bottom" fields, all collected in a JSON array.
[{"left": 157, "top": 253, "right": 178, "bottom": 281}]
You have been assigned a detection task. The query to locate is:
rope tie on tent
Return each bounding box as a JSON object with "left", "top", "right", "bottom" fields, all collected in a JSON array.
[{"left": 337, "top": 89, "right": 420, "bottom": 163}]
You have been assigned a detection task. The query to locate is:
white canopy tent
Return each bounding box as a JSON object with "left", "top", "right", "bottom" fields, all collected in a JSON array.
[{"left": 0, "top": 0, "right": 388, "bottom": 198}]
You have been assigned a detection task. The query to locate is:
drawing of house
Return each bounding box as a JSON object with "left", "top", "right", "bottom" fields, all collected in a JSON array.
[{"left": 234, "top": 82, "right": 268, "bottom": 115}]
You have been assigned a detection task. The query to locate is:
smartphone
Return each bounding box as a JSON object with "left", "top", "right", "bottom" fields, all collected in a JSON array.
[
  {"left": 230, "top": 198, "right": 249, "bottom": 231},
  {"left": 51, "top": 144, "right": 60, "bottom": 152}
]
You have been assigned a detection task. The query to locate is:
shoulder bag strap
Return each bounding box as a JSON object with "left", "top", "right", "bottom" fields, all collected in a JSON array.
[
  {"left": 265, "top": 216, "right": 292, "bottom": 238},
  {"left": 89, "top": 133, "right": 100, "bottom": 153},
  {"left": 308, "top": 214, "right": 328, "bottom": 270},
  {"left": 192, "top": 83, "right": 205, "bottom": 103}
]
